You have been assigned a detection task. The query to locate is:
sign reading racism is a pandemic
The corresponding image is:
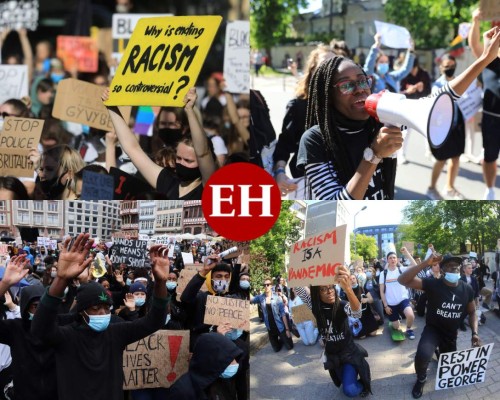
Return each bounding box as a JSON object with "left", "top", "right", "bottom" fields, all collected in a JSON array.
[
  {"left": 52, "top": 79, "right": 131, "bottom": 131},
  {"left": 288, "top": 225, "right": 348, "bottom": 287},
  {"left": 435, "top": 343, "right": 494, "bottom": 390},
  {"left": 0, "top": 117, "right": 44, "bottom": 177},
  {"left": 105, "top": 15, "right": 222, "bottom": 107}
]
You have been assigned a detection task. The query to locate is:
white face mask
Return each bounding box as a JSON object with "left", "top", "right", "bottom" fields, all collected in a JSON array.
[
  {"left": 213, "top": 280, "right": 228, "bottom": 293},
  {"left": 116, "top": 4, "right": 129, "bottom": 13}
]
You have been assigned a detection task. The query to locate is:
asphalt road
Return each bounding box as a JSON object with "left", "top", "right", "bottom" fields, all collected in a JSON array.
[{"left": 251, "top": 74, "right": 500, "bottom": 200}]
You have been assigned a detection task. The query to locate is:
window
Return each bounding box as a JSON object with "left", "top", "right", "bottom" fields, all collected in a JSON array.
[
  {"left": 193, "top": 227, "right": 202, "bottom": 234},
  {"left": 47, "top": 214, "right": 59, "bottom": 225},
  {"left": 0, "top": 201, "right": 5, "bottom": 211},
  {"left": 18, "top": 211, "right": 29, "bottom": 223},
  {"left": 48, "top": 201, "right": 59, "bottom": 212},
  {"left": 17, "top": 201, "right": 29, "bottom": 209},
  {"left": 175, "top": 213, "right": 181, "bottom": 226},
  {"left": 0, "top": 214, "right": 6, "bottom": 225},
  {"left": 33, "top": 201, "right": 44, "bottom": 211},
  {"left": 33, "top": 213, "right": 43, "bottom": 225}
]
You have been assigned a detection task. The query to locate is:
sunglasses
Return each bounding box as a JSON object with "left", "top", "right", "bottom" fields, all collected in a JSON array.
[
  {"left": 319, "top": 285, "right": 336, "bottom": 294},
  {"left": 333, "top": 77, "right": 373, "bottom": 95},
  {"left": 264, "top": 283, "right": 272, "bottom": 287}
]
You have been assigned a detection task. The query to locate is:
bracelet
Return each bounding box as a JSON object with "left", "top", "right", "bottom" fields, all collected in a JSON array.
[
  {"left": 472, "top": 332, "right": 478, "bottom": 337},
  {"left": 274, "top": 168, "right": 286, "bottom": 177}
]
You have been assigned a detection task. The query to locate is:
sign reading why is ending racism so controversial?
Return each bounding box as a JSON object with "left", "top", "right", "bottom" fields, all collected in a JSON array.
[
  {"left": 435, "top": 343, "right": 494, "bottom": 390},
  {"left": 105, "top": 15, "right": 222, "bottom": 107},
  {"left": 0, "top": 117, "right": 44, "bottom": 177},
  {"left": 223, "top": 20, "right": 250, "bottom": 93},
  {"left": 204, "top": 295, "right": 250, "bottom": 331},
  {"left": 52, "top": 79, "right": 131, "bottom": 131},
  {"left": 288, "top": 225, "right": 348, "bottom": 287},
  {"left": 123, "top": 330, "right": 190, "bottom": 390}
]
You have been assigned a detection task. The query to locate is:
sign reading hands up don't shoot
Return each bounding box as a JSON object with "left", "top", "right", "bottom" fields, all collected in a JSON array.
[{"left": 105, "top": 15, "right": 222, "bottom": 107}]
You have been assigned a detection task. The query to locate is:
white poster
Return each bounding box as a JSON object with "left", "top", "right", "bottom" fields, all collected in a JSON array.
[
  {"left": 0, "top": 0, "right": 38, "bottom": 32},
  {"left": 223, "top": 20, "right": 250, "bottom": 94},
  {"left": 456, "top": 81, "right": 483, "bottom": 122},
  {"left": 0, "top": 65, "right": 28, "bottom": 106},
  {"left": 181, "top": 252, "right": 194, "bottom": 265},
  {"left": 374, "top": 20, "right": 411, "bottom": 49}
]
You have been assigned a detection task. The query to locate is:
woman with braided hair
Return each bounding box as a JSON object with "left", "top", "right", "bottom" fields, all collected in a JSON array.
[
  {"left": 297, "top": 26, "right": 500, "bottom": 199},
  {"left": 310, "top": 265, "right": 372, "bottom": 398}
]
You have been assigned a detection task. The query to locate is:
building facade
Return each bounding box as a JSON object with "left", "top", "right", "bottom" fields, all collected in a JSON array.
[
  {"left": 138, "top": 200, "right": 156, "bottom": 236},
  {"left": 12, "top": 200, "right": 64, "bottom": 239},
  {"left": 119, "top": 201, "right": 139, "bottom": 238},
  {"left": 182, "top": 200, "right": 215, "bottom": 235},
  {"left": 0, "top": 201, "right": 13, "bottom": 239},
  {"left": 65, "top": 201, "right": 121, "bottom": 241},
  {"left": 155, "top": 201, "right": 183, "bottom": 235},
  {"left": 354, "top": 224, "right": 400, "bottom": 258}
]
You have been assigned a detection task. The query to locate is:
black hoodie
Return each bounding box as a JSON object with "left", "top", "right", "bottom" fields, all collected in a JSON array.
[
  {"left": 169, "top": 333, "right": 243, "bottom": 400},
  {"left": 0, "top": 285, "right": 57, "bottom": 400}
]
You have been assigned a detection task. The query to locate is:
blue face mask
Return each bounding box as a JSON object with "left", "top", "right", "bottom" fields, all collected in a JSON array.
[
  {"left": 50, "top": 73, "right": 65, "bottom": 83},
  {"left": 28, "top": 312, "right": 34, "bottom": 320},
  {"left": 220, "top": 363, "right": 239, "bottom": 379},
  {"left": 239, "top": 280, "right": 250, "bottom": 290},
  {"left": 84, "top": 312, "right": 111, "bottom": 332},
  {"left": 377, "top": 63, "right": 389, "bottom": 75},
  {"left": 126, "top": 278, "right": 132, "bottom": 286},
  {"left": 444, "top": 272, "right": 460, "bottom": 284},
  {"left": 225, "top": 328, "right": 243, "bottom": 341},
  {"left": 166, "top": 282, "right": 177, "bottom": 291},
  {"left": 135, "top": 298, "right": 145, "bottom": 307},
  {"left": 366, "top": 271, "right": 372, "bottom": 279},
  {"left": 352, "top": 284, "right": 358, "bottom": 289}
]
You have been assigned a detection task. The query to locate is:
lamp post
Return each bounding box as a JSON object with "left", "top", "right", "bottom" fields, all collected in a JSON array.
[{"left": 354, "top": 205, "right": 368, "bottom": 255}]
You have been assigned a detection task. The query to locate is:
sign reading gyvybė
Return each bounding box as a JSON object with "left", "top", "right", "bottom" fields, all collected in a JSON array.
[
  {"left": 105, "top": 15, "right": 222, "bottom": 107},
  {"left": 288, "top": 225, "right": 348, "bottom": 287}
]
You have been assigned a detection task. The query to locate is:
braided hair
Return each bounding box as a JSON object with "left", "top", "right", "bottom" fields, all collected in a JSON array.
[
  {"left": 305, "top": 56, "right": 397, "bottom": 199},
  {"left": 310, "top": 285, "right": 340, "bottom": 336}
]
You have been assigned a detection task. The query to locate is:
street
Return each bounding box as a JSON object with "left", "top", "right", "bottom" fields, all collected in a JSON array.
[{"left": 251, "top": 74, "right": 500, "bottom": 200}]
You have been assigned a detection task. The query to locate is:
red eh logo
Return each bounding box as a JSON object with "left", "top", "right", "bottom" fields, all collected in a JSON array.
[{"left": 202, "top": 163, "right": 281, "bottom": 241}]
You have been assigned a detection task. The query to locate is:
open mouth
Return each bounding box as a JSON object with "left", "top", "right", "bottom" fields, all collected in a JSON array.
[{"left": 353, "top": 98, "right": 366, "bottom": 108}]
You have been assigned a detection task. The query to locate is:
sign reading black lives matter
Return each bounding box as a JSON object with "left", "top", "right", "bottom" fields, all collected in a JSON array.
[
  {"left": 435, "top": 343, "right": 494, "bottom": 390},
  {"left": 110, "top": 238, "right": 148, "bottom": 268},
  {"left": 105, "top": 15, "right": 222, "bottom": 107},
  {"left": 0, "top": 0, "right": 38, "bottom": 31},
  {"left": 223, "top": 20, "right": 250, "bottom": 93}
]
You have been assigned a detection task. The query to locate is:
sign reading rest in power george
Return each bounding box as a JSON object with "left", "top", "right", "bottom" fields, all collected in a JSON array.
[
  {"left": 105, "top": 15, "right": 222, "bottom": 107},
  {"left": 288, "top": 225, "right": 348, "bottom": 288}
]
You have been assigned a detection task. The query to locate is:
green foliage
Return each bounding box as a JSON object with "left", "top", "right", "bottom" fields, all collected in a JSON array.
[
  {"left": 350, "top": 232, "right": 378, "bottom": 262},
  {"left": 250, "top": 200, "right": 303, "bottom": 291},
  {"left": 384, "top": 0, "right": 476, "bottom": 49},
  {"left": 400, "top": 201, "right": 500, "bottom": 256},
  {"left": 250, "top": 0, "right": 308, "bottom": 50}
]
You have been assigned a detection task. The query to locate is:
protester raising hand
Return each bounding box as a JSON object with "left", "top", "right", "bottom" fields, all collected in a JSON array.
[
  {"left": 57, "top": 233, "right": 94, "bottom": 280},
  {"left": 199, "top": 254, "right": 221, "bottom": 277},
  {"left": 0, "top": 255, "right": 29, "bottom": 289},
  {"left": 124, "top": 293, "right": 136, "bottom": 312}
]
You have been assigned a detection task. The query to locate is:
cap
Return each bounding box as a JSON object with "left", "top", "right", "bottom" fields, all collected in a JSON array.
[
  {"left": 439, "top": 253, "right": 463, "bottom": 268},
  {"left": 76, "top": 282, "right": 113, "bottom": 312},
  {"left": 129, "top": 282, "right": 147, "bottom": 294}
]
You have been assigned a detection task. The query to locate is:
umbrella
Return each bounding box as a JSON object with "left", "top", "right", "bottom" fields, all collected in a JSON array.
[
  {"left": 180, "top": 233, "right": 196, "bottom": 240},
  {"left": 194, "top": 233, "right": 213, "bottom": 240}
]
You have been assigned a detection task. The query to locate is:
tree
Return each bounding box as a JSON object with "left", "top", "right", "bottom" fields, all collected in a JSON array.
[
  {"left": 250, "top": 0, "right": 308, "bottom": 65},
  {"left": 350, "top": 233, "right": 378, "bottom": 263},
  {"left": 383, "top": 0, "right": 476, "bottom": 49},
  {"left": 250, "top": 200, "right": 303, "bottom": 290}
]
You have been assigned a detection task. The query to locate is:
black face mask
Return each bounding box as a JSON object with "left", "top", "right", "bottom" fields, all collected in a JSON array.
[
  {"left": 443, "top": 67, "right": 455, "bottom": 78},
  {"left": 175, "top": 163, "right": 201, "bottom": 182},
  {"left": 158, "top": 128, "right": 183, "bottom": 147},
  {"left": 37, "top": 173, "right": 67, "bottom": 198}
]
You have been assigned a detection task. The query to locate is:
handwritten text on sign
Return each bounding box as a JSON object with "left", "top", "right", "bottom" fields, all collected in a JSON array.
[
  {"left": 123, "top": 330, "right": 189, "bottom": 390},
  {"left": 435, "top": 343, "right": 494, "bottom": 390},
  {"left": 0, "top": 117, "right": 44, "bottom": 178},
  {"left": 204, "top": 295, "right": 250, "bottom": 331},
  {"left": 105, "top": 15, "right": 222, "bottom": 107},
  {"left": 0, "top": 65, "right": 28, "bottom": 105},
  {"left": 52, "top": 79, "right": 131, "bottom": 131},
  {"left": 57, "top": 36, "right": 98, "bottom": 73},
  {"left": 288, "top": 225, "right": 348, "bottom": 287},
  {"left": 110, "top": 238, "right": 148, "bottom": 267},
  {"left": 223, "top": 20, "right": 250, "bottom": 94}
]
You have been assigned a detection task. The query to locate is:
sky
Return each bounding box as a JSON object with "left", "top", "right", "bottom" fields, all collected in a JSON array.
[
  {"left": 340, "top": 200, "right": 409, "bottom": 228},
  {"left": 300, "top": 0, "right": 323, "bottom": 13}
]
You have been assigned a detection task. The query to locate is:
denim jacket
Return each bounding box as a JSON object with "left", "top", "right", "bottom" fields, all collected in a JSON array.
[{"left": 251, "top": 294, "right": 285, "bottom": 332}]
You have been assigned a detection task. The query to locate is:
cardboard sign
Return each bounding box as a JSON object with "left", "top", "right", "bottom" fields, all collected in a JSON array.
[
  {"left": 204, "top": 295, "right": 250, "bottom": 331},
  {"left": 52, "top": 78, "right": 131, "bottom": 131},
  {"left": 0, "top": 117, "right": 44, "bottom": 178},
  {"left": 0, "top": 0, "right": 38, "bottom": 32},
  {"left": 176, "top": 267, "right": 207, "bottom": 296},
  {"left": 403, "top": 242, "right": 414, "bottom": 254},
  {"left": 435, "top": 343, "right": 494, "bottom": 390},
  {"left": 106, "top": 15, "right": 222, "bottom": 107},
  {"left": 110, "top": 238, "right": 148, "bottom": 267},
  {"left": 456, "top": 81, "right": 483, "bottom": 122},
  {"left": 109, "top": 167, "right": 153, "bottom": 200},
  {"left": 288, "top": 225, "right": 348, "bottom": 288},
  {"left": 80, "top": 170, "right": 114, "bottom": 200},
  {"left": 480, "top": 0, "right": 500, "bottom": 21},
  {"left": 223, "top": 20, "right": 250, "bottom": 94},
  {"left": 56, "top": 36, "right": 98, "bottom": 73},
  {"left": 0, "top": 65, "right": 29, "bottom": 105},
  {"left": 123, "top": 330, "right": 189, "bottom": 390},
  {"left": 291, "top": 303, "right": 316, "bottom": 325}
]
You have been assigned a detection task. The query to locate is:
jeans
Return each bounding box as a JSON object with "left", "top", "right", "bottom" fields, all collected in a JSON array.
[
  {"left": 268, "top": 330, "right": 294, "bottom": 352},
  {"left": 341, "top": 363, "right": 363, "bottom": 397},
  {"left": 296, "top": 320, "right": 318, "bottom": 345}
]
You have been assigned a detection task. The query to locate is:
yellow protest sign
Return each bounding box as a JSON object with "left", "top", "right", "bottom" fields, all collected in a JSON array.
[{"left": 106, "top": 15, "right": 222, "bottom": 107}]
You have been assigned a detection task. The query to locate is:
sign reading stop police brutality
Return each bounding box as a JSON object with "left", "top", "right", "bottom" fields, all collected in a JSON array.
[
  {"left": 110, "top": 238, "right": 148, "bottom": 267},
  {"left": 52, "top": 79, "right": 131, "bottom": 131},
  {"left": 223, "top": 20, "right": 250, "bottom": 94},
  {"left": 287, "top": 225, "right": 348, "bottom": 288},
  {"left": 0, "top": 65, "right": 28, "bottom": 105},
  {"left": 0, "top": 117, "right": 44, "bottom": 178},
  {"left": 105, "top": 15, "right": 222, "bottom": 107},
  {"left": 435, "top": 343, "right": 494, "bottom": 390}
]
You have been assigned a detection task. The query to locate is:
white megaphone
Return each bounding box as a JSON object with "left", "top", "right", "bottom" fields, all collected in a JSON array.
[{"left": 364, "top": 90, "right": 454, "bottom": 148}]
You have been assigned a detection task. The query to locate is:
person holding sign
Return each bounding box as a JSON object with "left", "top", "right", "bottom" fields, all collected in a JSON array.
[
  {"left": 310, "top": 265, "right": 371, "bottom": 398},
  {"left": 31, "top": 234, "right": 171, "bottom": 400},
  {"left": 398, "top": 252, "right": 479, "bottom": 399},
  {"left": 103, "top": 87, "right": 217, "bottom": 199}
]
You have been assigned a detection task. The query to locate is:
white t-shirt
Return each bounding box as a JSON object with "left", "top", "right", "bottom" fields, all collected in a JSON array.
[
  {"left": 379, "top": 267, "right": 409, "bottom": 306},
  {"left": 210, "top": 135, "right": 228, "bottom": 156}
]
